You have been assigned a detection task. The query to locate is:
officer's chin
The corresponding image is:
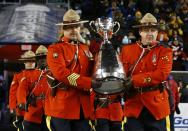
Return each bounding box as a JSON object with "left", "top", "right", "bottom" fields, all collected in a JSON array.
[
  {"left": 142, "top": 42, "right": 151, "bottom": 46},
  {"left": 145, "top": 39, "right": 154, "bottom": 45},
  {"left": 70, "top": 36, "right": 78, "bottom": 41}
]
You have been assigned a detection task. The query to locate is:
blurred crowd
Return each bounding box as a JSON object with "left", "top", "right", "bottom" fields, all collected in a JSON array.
[{"left": 72, "top": 0, "right": 188, "bottom": 71}]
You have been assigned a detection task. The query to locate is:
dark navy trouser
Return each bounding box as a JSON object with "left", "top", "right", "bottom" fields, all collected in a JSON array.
[
  {"left": 124, "top": 107, "right": 170, "bottom": 131},
  {"left": 23, "top": 120, "right": 41, "bottom": 131},
  {"left": 13, "top": 116, "right": 24, "bottom": 131},
  {"left": 169, "top": 112, "right": 175, "bottom": 131},
  {"left": 23, "top": 116, "right": 48, "bottom": 131},
  {"left": 95, "top": 119, "right": 122, "bottom": 131},
  {"left": 49, "top": 117, "right": 90, "bottom": 131}
]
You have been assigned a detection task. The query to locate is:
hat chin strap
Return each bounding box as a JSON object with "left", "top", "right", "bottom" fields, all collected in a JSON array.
[
  {"left": 69, "top": 38, "right": 79, "bottom": 44},
  {"left": 137, "top": 41, "right": 158, "bottom": 50}
]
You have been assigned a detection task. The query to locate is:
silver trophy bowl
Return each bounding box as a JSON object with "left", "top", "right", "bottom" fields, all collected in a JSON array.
[
  {"left": 90, "top": 17, "right": 126, "bottom": 95},
  {"left": 90, "top": 17, "right": 120, "bottom": 41}
]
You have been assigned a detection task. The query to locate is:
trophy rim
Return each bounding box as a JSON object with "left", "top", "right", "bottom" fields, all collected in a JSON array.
[{"left": 93, "top": 79, "right": 125, "bottom": 95}]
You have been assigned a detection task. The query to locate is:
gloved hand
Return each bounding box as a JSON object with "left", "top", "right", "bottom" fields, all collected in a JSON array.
[
  {"left": 76, "top": 30, "right": 86, "bottom": 43},
  {"left": 123, "top": 77, "right": 133, "bottom": 89},
  {"left": 17, "top": 103, "right": 27, "bottom": 111},
  {"left": 10, "top": 109, "right": 16, "bottom": 115},
  {"left": 123, "top": 77, "right": 135, "bottom": 98},
  {"left": 91, "top": 79, "right": 102, "bottom": 89},
  {"left": 9, "top": 109, "right": 16, "bottom": 123}
]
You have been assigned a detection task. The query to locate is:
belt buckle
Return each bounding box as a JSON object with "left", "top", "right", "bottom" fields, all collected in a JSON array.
[{"left": 137, "top": 87, "right": 143, "bottom": 94}]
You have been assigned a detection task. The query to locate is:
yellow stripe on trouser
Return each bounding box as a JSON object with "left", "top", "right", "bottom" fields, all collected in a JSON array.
[
  {"left": 89, "top": 120, "right": 96, "bottom": 131},
  {"left": 121, "top": 117, "right": 127, "bottom": 131},
  {"left": 46, "top": 116, "right": 52, "bottom": 131},
  {"left": 22, "top": 121, "right": 25, "bottom": 131},
  {"left": 13, "top": 116, "right": 22, "bottom": 131},
  {"left": 165, "top": 115, "right": 171, "bottom": 131},
  {"left": 67, "top": 73, "right": 80, "bottom": 86}
]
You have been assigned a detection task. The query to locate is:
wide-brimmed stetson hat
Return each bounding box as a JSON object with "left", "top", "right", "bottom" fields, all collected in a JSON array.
[
  {"left": 35, "top": 45, "right": 48, "bottom": 57},
  {"left": 132, "top": 13, "right": 160, "bottom": 28},
  {"left": 19, "top": 50, "right": 35, "bottom": 61},
  {"left": 56, "top": 9, "right": 88, "bottom": 26}
]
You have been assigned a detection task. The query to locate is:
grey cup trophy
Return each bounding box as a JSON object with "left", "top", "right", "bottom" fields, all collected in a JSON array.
[{"left": 90, "top": 17, "right": 126, "bottom": 95}]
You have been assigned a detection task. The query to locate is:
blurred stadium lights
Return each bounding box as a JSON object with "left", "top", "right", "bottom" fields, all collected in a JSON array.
[
  {"left": 0, "top": 3, "right": 67, "bottom": 44},
  {"left": 0, "top": 0, "right": 21, "bottom": 5}
]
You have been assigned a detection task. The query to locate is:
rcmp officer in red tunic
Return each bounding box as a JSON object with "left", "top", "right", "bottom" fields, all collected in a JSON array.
[
  {"left": 45, "top": 9, "right": 95, "bottom": 131},
  {"left": 9, "top": 72, "right": 24, "bottom": 131},
  {"left": 9, "top": 51, "right": 35, "bottom": 131},
  {"left": 120, "top": 13, "right": 173, "bottom": 131},
  {"left": 17, "top": 48, "right": 49, "bottom": 131},
  {"left": 14, "top": 50, "right": 36, "bottom": 131}
]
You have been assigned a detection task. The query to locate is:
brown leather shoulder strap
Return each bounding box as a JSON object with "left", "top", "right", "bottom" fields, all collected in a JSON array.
[{"left": 127, "top": 49, "right": 150, "bottom": 77}]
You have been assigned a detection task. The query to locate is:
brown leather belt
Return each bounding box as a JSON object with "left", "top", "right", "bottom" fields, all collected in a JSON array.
[{"left": 135, "top": 84, "right": 164, "bottom": 93}]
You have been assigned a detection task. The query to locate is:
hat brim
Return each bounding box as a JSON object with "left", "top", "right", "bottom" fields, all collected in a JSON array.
[
  {"left": 56, "top": 20, "right": 89, "bottom": 26},
  {"left": 18, "top": 58, "right": 36, "bottom": 61},
  {"left": 35, "top": 53, "right": 47, "bottom": 57},
  {"left": 132, "top": 23, "right": 160, "bottom": 28}
]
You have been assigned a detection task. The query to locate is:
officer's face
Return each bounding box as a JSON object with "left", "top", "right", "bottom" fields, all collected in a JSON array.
[
  {"left": 63, "top": 25, "right": 81, "bottom": 41},
  {"left": 139, "top": 27, "right": 158, "bottom": 45},
  {"left": 24, "top": 61, "right": 35, "bottom": 69},
  {"left": 36, "top": 56, "right": 47, "bottom": 70}
]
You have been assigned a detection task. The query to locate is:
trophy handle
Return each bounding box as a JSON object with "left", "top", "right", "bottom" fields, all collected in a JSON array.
[
  {"left": 89, "top": 21, "right": 98, "bottom": 33},
  {"left": 112, "top": 22, "right": 120, "bottom": 34}
]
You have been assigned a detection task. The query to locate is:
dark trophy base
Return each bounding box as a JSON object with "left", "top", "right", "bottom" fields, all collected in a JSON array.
[{"left": 93, "top": 80, "right": 125, "bottom": 95}]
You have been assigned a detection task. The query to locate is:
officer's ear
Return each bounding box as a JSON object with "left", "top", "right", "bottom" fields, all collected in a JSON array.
[
  {"left": 139, "top": 29, "right": 142, "bottom": 35},
  {"left": 139, "top": 28, "right": 142, "bottom": 35},
  {"left": 139, "top": 31, "right": 141, "bottom": 35}
]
